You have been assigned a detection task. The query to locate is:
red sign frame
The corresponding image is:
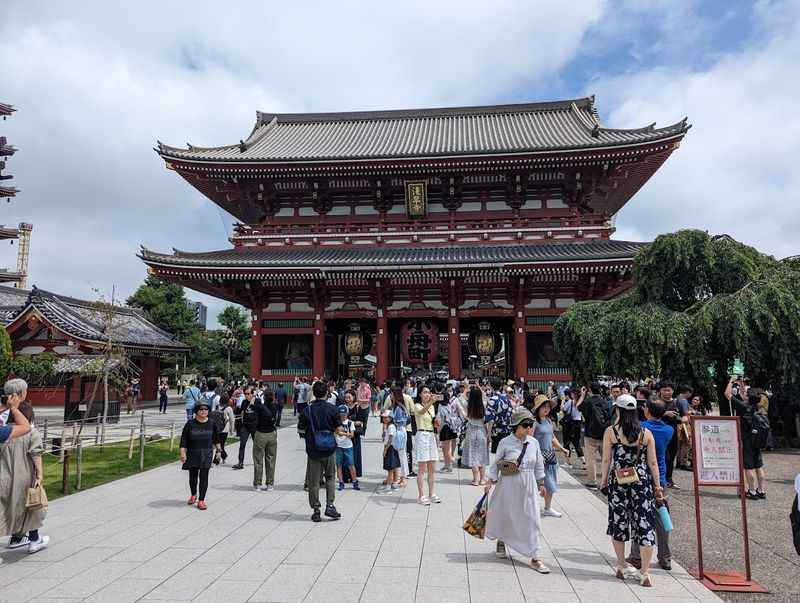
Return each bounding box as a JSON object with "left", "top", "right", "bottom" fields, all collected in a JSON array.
[{"left": 689, "top": 415, "right": 767, "bottom": 593}]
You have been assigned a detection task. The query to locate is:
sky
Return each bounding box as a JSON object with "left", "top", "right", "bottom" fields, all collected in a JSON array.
[{"left": 1, "top": 0, "right": 798, "bottom": 328}]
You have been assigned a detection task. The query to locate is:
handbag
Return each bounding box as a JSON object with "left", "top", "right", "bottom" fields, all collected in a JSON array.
[
  {"left": 612, "top": 426, "right": 643, "bottom": 486},
  {"left": 463, "top": 493, "right": 488, "bottom": 539},
  {"left": 542, "top": 449, "right": 558, "bottom": 466},
  {"left": 26, "top": 480, "right": 48, "bottom": 511},
  {"left": 497, "top": 441, "right": 529, "bottom": 476}
]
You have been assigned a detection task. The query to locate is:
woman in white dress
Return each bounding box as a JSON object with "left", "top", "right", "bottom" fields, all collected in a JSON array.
[{"left": 485, "top": 407, "right": 550, "bottom": 573}]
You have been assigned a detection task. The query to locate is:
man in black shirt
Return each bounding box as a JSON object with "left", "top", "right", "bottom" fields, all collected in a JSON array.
[
  {"left": 725, "top": 377, "right": 767, "bottom": 499},
  {"left": 252, "top": 390, "right": 278, "bottom": 491},
  {"left": 274, "top": 383, "right": 287, "bottom": 427},
  {"left": 656, "top": 380, "right": 685, "bottom": 489},
  {"left": 298, "top": 380, "right": 343, "bottom": 522}
]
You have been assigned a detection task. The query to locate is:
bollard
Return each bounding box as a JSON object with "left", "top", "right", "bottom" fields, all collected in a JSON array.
[
  {"left": 169, "top": 423, "right": 175, "bottom": 453},
  {"left": 76, "top": 439, "right": 83, "bottom": 491},
  {"left": 139, "top": 417, "right": 145, "bottom": 471},
  {"left": 94, "top": 420, "right": 100, "bottom": 445},
  {"left": 128, "top": 426, "right": 135, "bottom": 459}
]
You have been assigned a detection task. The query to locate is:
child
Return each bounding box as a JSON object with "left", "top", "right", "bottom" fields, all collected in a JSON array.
[
  {"left": 335, "top": 405, "right": 360, "bottom": 491},
  {"left": 380, "top": 410, "right": 401, "bottom": 493}
]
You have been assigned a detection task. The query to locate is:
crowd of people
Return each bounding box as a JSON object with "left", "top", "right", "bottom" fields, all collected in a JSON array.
[{"left": 0, "top": 368, "right": 773, "bottom": 587}]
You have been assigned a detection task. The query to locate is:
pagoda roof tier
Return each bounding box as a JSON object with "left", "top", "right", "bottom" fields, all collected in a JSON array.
[
  {"left": 0, "top": 103, "right": 15, "bottom": 118},
  {"left": 140, "top": 239, "right": 645, "bottom": 273},
  {"left": 0, "top": 225, "right": 20, "bottom": 240},
  {"left": 0, "top": 285, "right": 188, "bottom": 354},
  {"left": 0, "top": 186, "right": 18, "bottom": 198},
  {"left": 157, "top": 96, "right": 689, "bottom": 163}
]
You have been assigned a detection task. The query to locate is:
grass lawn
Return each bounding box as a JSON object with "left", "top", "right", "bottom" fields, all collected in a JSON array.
[{"left": 42, "top": 437, "right": 238, "bottom": 501}]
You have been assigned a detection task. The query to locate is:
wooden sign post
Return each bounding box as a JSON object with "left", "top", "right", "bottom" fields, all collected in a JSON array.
[{"left": 689, "top": 415, "right": 767, "bottom": 592}]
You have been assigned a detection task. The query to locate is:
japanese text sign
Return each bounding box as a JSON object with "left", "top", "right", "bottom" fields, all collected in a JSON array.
[{"left": 692, "top": 417, "right": 741, "bottom": 486}]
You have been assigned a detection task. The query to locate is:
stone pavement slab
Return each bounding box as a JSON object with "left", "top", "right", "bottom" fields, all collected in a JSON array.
[{"left": 0, "top": 417, "right": 724, "bottom": 602}]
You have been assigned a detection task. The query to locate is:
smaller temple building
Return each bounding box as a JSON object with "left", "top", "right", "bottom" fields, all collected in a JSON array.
[{"left": 0, "top": 285, "right": 188, "bottom": 406}]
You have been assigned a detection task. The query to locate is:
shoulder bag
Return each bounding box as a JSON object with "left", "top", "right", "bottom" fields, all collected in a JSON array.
[
  {"left": 612, "top": 426, "right": 643, "bottom": 485},
  {"left": 497, "top": 441, "right": 529, "bottom": 476}
]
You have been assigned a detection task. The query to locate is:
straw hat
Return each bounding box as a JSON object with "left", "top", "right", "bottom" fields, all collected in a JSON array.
[{"left": 532, "top": 394, "right": 551, "bottom": 415}]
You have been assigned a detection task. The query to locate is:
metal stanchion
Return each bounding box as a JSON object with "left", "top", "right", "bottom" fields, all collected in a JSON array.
[
  {"left": 127, "top": 426, "right": 135, "bottom": 459},
  {"left": 94, "top": 420, "right": 100, "bottom": 445},
  {"left": 169, "top": 423, "right": 175, "bottom": 453},
  {"left": 59, "top": 428, "right": 66, "bottom": 463},
  {"left": 42, "top": 419, "right": 48, "bottom": 451}
]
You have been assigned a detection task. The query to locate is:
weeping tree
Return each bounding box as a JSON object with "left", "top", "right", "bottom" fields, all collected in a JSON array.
[{"left": 553, "top": 230, "right": 800, "bottom": 415}]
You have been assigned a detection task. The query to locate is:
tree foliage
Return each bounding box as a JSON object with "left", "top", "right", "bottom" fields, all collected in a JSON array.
[
  {"left": 553, "top": 230, "right": 800, "bottom": 412},
  {"left": 0, "top": 327, "right": 12, "bottom": 383},
  {"left": 126, "top": 274, "right": 199, "bottom": 341},
  {"left": 11, "top": 353, "right": 57, "bottom": 387}
]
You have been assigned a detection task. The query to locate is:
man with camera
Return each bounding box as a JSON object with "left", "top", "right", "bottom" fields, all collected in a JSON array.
[{"left": 725, "top": 376, "right": 769, "bottom": 500}]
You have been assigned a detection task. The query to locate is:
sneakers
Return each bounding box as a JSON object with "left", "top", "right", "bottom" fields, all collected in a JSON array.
[
  {"left": 418, "top": 496, "right": 431, "bottom": 506},
  {"left": 197, "top": 501, "right": 207, "bottom": 510},
  {"left": 658, "top": 558, "right": 672, "bottom": 571},
  {"left": 756, "top": 489, "right": 767, "bottom": 500},
  {"left": 7, "top": 536, "right": 30, "bottom": 549},
  {"left": 584, "top": 483, "right": 598, "bottom": 490},
  {"left": 640, "top": 572, "right": 653, "bottom": 587},
  {"left": 311, "top": 510, "right": 322, "bottom": 523},
  {"left": 530, "top": 559, "right": 551, "bottom": 574},
  {"left": 746, "top": 490, "right": 759, "bottom": 500},
  {"left": 376, "top": 484, "right": 388, "bottom": 494},
  {"left": 408, "top": 471, "right": 418, "bottom": 478},
  {"left": 266, "top": 484, "right": 275, "bottom": 491},
  {"left": 667, "top": 481, "right": 681, "bottom": 490},
  {"left": 429, "top": 494, "right": 442, "bottom": 504},
  {"left": 542, "top": 508, "right": 562, "bottom": 518},
  {"left": 560, "top": 463, "right": 573, "bottom": 470},
  {"left": 353, "top": 481, "right": 361, "bottom": 490},
  {"left": 390, "top": 484, "right": 399, "bottom": 492},
  {"left": 253, "top": 485, "right": 261, "bottom": 491},
  {"left": 27, "top": 535, "right": 49, "bottom": 554},
  {"left": 231, "top": 464, "right": 244, "bottom": 470},
  {"left": 338, "top": 481, "right": 345, "bottom": 491},
  {"left": 187, "top": 495, "right": 197, "bottom": 505},
  {"left": 495, "top": 541, "right": 507, "bottom": 559},
  {"left": 324, "top": 505, "right": 341, "bottom": 520}
]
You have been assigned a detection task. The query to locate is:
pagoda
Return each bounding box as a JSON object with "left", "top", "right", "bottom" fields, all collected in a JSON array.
[
  {"left": 0, "top": 103, "right": 32, "bottom": 287},
  {"left": 141, "top": 96, "right": 690, "bottom": 387}
]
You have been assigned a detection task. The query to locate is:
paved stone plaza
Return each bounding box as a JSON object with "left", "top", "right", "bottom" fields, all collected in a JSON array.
[{"left": 0, "top": 419, "right": 722, "bottom": 602}]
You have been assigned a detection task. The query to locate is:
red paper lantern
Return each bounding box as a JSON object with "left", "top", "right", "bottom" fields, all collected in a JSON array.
[{"left": 400, "top": 319, "right": 439, "bottom": 365}]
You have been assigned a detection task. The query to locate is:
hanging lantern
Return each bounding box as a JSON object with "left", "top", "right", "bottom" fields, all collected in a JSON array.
[
  {"left": 401, "top": 319, "right": 439, "bottom": 365},
  {"left": 468, "top": 321, "right": 499, "bottom": 364},
  {"left": 343, "top": 323, "right": 364, "bottom": 363}
]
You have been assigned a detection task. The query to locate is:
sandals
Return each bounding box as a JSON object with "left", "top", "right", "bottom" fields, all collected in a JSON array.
[
  {"left": 615, "top": 564, "right": 640, "bottom": 581},
  {"left": 640, "top": 572, "right": 653, "bottom": 587}
]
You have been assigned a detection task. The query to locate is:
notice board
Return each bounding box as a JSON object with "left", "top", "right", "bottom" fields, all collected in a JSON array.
[{"left": 693, "top": 417, "right": 741, "bottom": 486}]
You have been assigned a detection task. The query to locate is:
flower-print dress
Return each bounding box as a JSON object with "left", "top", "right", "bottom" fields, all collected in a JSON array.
[{"left": 606, "top": 426, "right": 656, "bottom": 546}]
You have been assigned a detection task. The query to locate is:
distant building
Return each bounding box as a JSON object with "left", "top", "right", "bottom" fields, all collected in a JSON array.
[{"left": 186, "top": 300, "right": 207, "bottom": 328}]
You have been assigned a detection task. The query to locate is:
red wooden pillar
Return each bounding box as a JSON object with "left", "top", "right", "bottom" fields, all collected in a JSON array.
[
  {"left": 140, "top": 355, "right": 160, "bottom": 401},
  {"left": 250, "top": 313, "right": 262, "bottom": 380},
  {"left": 313, "top": 310, "right": 325, "bottom": 379},
  {"left": 448, "top": 310, "right": 461, "bottom": 379},
  {"left": 376, "top": 311, "right": 389, "bottom": 384},
  {"left": 514, "top": 309, "right": 527, "bottom": 381}
]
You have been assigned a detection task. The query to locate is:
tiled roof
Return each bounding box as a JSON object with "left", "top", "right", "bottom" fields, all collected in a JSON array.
[
  {"left": 140, "top": 240, "right": 646, "bottom": 270},
  {"left": 157, "top": 97, "right": 689, "bottom": 163},
  {"left": 0, "top": 285, "right": 188, "bottom": 352},
  {"left": 0, "top": 103, "right": 14, "bottom": 118}
]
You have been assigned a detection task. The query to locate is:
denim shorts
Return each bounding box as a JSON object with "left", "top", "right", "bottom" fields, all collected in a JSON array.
[{"left": 336, "top": 447, "right": 354, "bottom": 469}]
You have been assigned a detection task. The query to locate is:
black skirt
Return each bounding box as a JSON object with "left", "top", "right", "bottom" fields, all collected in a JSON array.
[
  {"left": 440, "top": 425, "right": 457, "bottom": 441},
  {"left": 383, "top": 447, "right": 401, "bottom": 471}
]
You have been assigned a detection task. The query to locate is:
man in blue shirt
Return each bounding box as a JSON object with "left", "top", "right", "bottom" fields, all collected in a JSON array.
[
  {"left": 183, "top": 380, "right": 201, "bottom": 422},
  {"left": 628, "top": 398, "right": 674, "bottom": 571}
]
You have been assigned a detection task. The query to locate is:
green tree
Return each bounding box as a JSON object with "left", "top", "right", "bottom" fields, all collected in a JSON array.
[
  {"left": 126, "top": 274, "right": 198, "bottom": 340},
  {"left": 11, "top": 353, "right": 57, "bottom": 387},
  {"left": 553, "top": 230, "right": 800, "bottom": 414},
  {"left": 0, "top": 327, "right": 12, "bottom": 383}
]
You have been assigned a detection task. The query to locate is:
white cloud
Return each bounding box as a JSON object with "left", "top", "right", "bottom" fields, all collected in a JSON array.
[
  {"left": 0, "top": 1, "right": 604, "bottom": 327},
  {"left": 592, "top": 1, "right": 800, "bottom": 259}
]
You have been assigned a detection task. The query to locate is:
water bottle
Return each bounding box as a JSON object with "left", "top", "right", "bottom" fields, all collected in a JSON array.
[{"left": 655, "top": 499, "right": 673, "bottom": 532}]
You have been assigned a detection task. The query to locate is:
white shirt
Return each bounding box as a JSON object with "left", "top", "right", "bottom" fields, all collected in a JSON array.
[
  {"left": 336, "top": 419, "right": 354, "bottom": 449},
  {"left": 383, "top": 423, "right": 397, "bottom": 446}
]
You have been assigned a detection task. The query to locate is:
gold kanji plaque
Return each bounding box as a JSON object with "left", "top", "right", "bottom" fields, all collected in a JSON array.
[{"left": 405, "top": 180, "right": 427, "bottom": 218}]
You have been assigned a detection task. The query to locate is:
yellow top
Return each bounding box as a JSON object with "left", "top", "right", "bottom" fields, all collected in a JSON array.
[{"left": 414, "top": 400, "right": 436, "bottom": 431}]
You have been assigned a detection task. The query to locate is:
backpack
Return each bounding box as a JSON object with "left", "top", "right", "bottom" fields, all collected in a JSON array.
[
  {"left": 586, "top": 398, "right": 611, "bottom": 439},
  {"left": 306, "top": 405, "right": 337, "bottom": 455},
  {"left": 744, "top": 409, "right": 770, "bottom": 449}
]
